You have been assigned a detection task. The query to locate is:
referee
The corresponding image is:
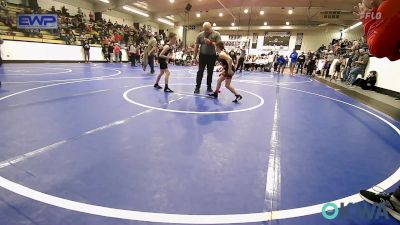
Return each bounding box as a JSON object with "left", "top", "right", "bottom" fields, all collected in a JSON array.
[{"left": 193, "top": 22, "right": 221, "bottom": 94}]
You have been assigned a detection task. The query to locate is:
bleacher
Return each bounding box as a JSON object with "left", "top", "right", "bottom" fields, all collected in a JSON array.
[
  {"left": 0, "top": 3, "right": 84, "bottom": 45},
  {"left": 0, "top": 2, "right": 149, "bottom": 48}
]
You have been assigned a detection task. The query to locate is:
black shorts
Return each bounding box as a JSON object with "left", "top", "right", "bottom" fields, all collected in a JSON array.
[
  {"left": 221, "top": 72, "right": 234, "bottom": 79},
  {"left": 221, "top": 67, "right": 235, "bottom": 79},
  {"left": 159, "top": 60, "right": 168, "bottom": 69}
]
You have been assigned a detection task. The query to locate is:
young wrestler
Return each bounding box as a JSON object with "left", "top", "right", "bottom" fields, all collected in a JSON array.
[
  {"left": 208, "top": 41, "right": 243, "bottom": 103},
  {"left": 154, "top": 32, "right": 177, "bottom": 92}
]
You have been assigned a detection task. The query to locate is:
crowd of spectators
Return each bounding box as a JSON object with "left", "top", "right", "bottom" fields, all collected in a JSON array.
[
  {"left": 232, "top": 38, "right": 375, "bottom": 90},
  {"left": 54, "top": 5, "right": 156, "bottom": 47},
  {"left": 0, "top": 2, "right": 193, "bottom": 65},
  {"left": 0, "top": 2, "right": 160, "bottom": 46},
  {"left": 311, "top": 38, "right": 372, "bottom": 88}
]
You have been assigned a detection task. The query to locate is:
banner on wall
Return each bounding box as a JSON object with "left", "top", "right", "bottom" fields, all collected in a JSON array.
[
  {"left": 251, "top": 33, "right": 258, "bottom": 49},
  {"left": 295, "top": 33, "right": 304, "bottom": 50},
  {"left": 221, "top": 35, "right": 247, "bottom": 51},
  {"left": 228, "top": 35, "right": 242, "bottom": 40},
  {"left": 263, "top": 31, "right": 291, "bottom": 50}
]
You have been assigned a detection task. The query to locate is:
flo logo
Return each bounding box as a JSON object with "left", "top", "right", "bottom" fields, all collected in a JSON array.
[
  {"left": 321, "top": 202, "right": 389, "bottom": 220},
  {"left": 360, "top": 12, "right": 382, "bottom": 20}
]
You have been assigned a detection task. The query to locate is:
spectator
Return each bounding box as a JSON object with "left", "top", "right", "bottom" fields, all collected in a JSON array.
[
  {"left": 103, "top": 36, "right": 110, "bottom": 45},
  {"left": 352, "top": 70, "right": 378, "bottom": 90},
  {"left": 82, "top": 41, "right": 90, "bottom": 63},
  {"left": 89, "top": 11, "right": 94, "bottom": 22},
  {"left": 351, "top": 40, "right": 360, "bottom": 51},
  {"left": 180, "top": 50, "right": 187, "bottom": 66},
  {"left": 266, "top": 52, "right": 274, "bottom": 72},
  {"left": 277, "top": 55, "right": 287, "bottom": 74},
  {"left": 5, "top": 12, "right": 13, "bottom": 27},
  {"left": 273, "top": 53, "right": 279, "bottom": 72},
  {"left": 119, "top": 46, "right": 123, "bottom": 63},
  {"left": 228, "top": 48, "right": 237, "bottom": 67},
  {"left": 333, "top": 40, "right": 340, "bottom": 55},
  {"left": 0, "top": 0, "right": 8, "bottom": 12},
  {"left": 341, "top": 39, "right": 350, "bottom": 48},
  {"left": 108, "top": 43, "right": 114, "bottom": 63},
  {"left": 331, "top": 56, "right": 345, "bottom": 81},
  {"left": 142, "top": 32, "right": 157, "bottom": 74},
  {"left": 114, "top": 43, "right": 121, "bottom": 63},
  {"left": 318, "top": 44, "right": 326, "bottom": 52},
  {"left": 60, "top": 29, "right": 66, "bottom": 42},
  {"left": 102, "top": 44, "right": 110, "bottom": 62},
  {"left": 0, "top": 37, "right": 3, "bottom": 86},
  {"left": 297, "top": 52, "right": 306, "bottom": 74},
  {"left": 360, "top": 186, "right": 400, "bottom": 221},
  {"left": 347, "top": 49, "right": 370, "bottom": 85},
  {"left": 128, "top": 42, "right": 136, "bottom": 67},
  {"left": 134, "top": 43, "right": 141, "bottom": 64},
  {"left": 106, "top": 19, "right": 112, "bottom": 27},
  {"left": 305, "top": 50, "right": 312, "bottom": 65},
  {"left": 289, "top": 49, "right": 298, "bottom": 76},
  {"left": 0, "top": 37, "right": 3, "bottom": 67},
  {"left": 114, "top": 32, "right": 122, "bottom": 43},
  {"left": 254, "top": 57, "right": 264, "bottom": 71},
  {"left": 285, "top": 56, "right": 289, "bottom": 67},
  {"left": 343, "top": 50, "right": 359, "bottom": 81},
  {"left": 236, "top": 46, "right": 246, "bottom": 73},
  {"left": 61, "top": 5, "right": 69, "bottom": 16},
  {"left": 306, "top": 52, "right": 317, "bottom": 76},
  {"left": 174, "top": 49, "right": 183, "bottom": 65},
  {"left": 249, "top": 56, "right": 257, "bottom": 71},
  {"left": 261, "top": 56, "right": 269, "bottom": 72},
  {"left": 77, "top": 7, "right": 83, "bottom": 17},
  {"left": 323, "top": 51, "right": 335, "bottom": 78}
]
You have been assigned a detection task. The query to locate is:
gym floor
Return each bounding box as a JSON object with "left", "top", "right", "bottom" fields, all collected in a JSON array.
[{"left": 0, "top": 63, "right": 399, "bottom": 225}]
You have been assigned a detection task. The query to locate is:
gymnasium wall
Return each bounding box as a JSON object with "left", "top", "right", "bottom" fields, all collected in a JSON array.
[
  {"left": 187, "top": 29, "right": 200, "bottom": 46},
  {"left": 1, "top": 40, "right": 129, "bottom": 61},
  {"left": 102, "top": 10, "right": 134, "bottom": 26},
  {"left": 7, "top": 0, "right": 25, "bottom": 5},
  {"left": 140, "top": 21, "right": 160, "bottom": 33},
  {"left": 292, "top": 26, "right": 364, "bottom": 52},
  {"left": 162, "top": 26, "right": 184, "bottom": 41},
  {"left": 216, "top": 25, "right": 363, "bottom": 53},
  {"left": 301, "top": 26, "right": 363, "bottom": 51},
  {"left": 161, "top": 26, "right": 198, "bottom": 47},
  {"left": 1, "top": 39, "right": 398, "bottom": 93},
  {"left": 36, "top": 0, "right": 135, "bottom": 26},
  {"left": 366, "top": 57, "right": 400, "bottom": 93},
  {"left": 342, "top": 26, "right": 364, "bottom": 41},
  {"left": 37, "top": 0, "right": 93, "bottom": 16}
]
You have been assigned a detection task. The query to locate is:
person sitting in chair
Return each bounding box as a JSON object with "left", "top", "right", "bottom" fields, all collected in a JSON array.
[{"left": 352, "top": 70, "right": 377, "bottom": 90}]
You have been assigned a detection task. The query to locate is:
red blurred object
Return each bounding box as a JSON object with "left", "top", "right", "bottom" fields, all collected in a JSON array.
[{"left": 361, "top": 0, "right": 400, "bottom": 61}]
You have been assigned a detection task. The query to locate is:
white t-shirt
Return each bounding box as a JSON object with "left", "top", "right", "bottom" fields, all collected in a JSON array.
[
  {"left": 327, "top": 54, "right": 335, "bottom": 62},
  {"left": 175, "top": 51, "right": 183, "bottom": 60},
  {"left": 268, "top": 55, "right": 274, "bottom": 63},
  {"left": 317, "top": 59, "right": 326, "bottom": 71},
  {"left": 129, "top": 45, "right": 136, "bottom": 53},
  {"left": 256, "top": 59, "right": 264, "bottom": 64}
]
